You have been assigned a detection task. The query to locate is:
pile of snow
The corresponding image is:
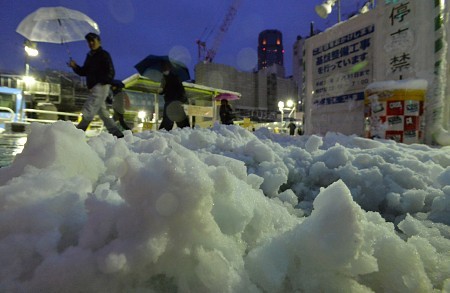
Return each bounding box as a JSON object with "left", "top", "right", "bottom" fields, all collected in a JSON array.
[{"left": 0, "top": 121, "right": 449, "bottom": 292}]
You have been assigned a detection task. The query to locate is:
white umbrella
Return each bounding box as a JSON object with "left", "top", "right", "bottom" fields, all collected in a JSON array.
[{"left": 16, "top": 6, "right": 100, "bottom": 44}]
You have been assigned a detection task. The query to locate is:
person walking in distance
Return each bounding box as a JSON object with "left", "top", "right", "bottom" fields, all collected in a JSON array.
[
  {"left": 219, "top": 99, "right": 234, "bottom": 125},
  {"left": 288, "top": 121, "right": 296, "bottom": 136},
  {"left": 109, "top": 80, "right": 132, "bottom": 131},
  {"left": 157, "top": 62, "right": 190, "bottom": 131},
  {"left": 68, "top": 32, "right": 124, "bottom": 138}
]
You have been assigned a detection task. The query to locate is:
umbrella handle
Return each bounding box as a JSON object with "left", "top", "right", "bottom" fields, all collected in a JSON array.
[{"left": 62, "top": 41, "right": 72, "bottom": 59}]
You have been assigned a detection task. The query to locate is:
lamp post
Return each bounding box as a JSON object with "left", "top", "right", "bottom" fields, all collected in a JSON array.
[
  {"left": 24, "top": 40, "right": 38, "bottom": 77},
  {"left": 278, "top": 101, "right": 285, "bottom": 124},
  {"left": 286, "top": 99, "right": 295, "bottom": 118},
  {"left": 278, "top": 99, "right": 296, "bottom": 123},
  {"left": 315, "top": 0, "right": 375, "bottom": 22},
  {"left": 23, "top": 40, "right": 38, "bottom": 90},
  {"left": 315, "top": 0, "right": 341, "bottom": 22}
]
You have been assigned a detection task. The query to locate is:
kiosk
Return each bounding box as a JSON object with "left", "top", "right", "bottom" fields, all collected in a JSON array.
[{"left": 122, "top": 74, "right": 241, "bottom": 130}]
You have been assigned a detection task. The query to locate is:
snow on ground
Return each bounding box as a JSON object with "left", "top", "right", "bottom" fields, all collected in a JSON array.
[{"left": 0, "top": 121, "right": 449, "bottom": 292}]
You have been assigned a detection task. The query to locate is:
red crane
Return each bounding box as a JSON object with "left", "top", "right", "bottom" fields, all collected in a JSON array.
[{"left": 197, "top": 0, "right": 243, "bottom": 63}]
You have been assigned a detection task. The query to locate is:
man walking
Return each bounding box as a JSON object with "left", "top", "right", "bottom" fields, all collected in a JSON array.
[
  {"left": 68, "top": 32, "right": 124, "bottom": 138},
  {"left": 158, "top": 62, "right": 190, "bottom": 131}
]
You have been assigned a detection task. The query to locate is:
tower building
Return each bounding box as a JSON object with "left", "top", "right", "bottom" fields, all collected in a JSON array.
[{"left": 258, "top": 30, "right": 284, "bottom": 70}]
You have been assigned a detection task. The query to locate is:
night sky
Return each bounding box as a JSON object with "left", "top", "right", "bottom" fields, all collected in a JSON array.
[{"left": 0, "top": 0, "right": 369, "bottom": 80}]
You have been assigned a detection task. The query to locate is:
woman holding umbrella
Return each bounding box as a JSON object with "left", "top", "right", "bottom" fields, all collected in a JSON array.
[{"left": 219, "top": 99, "right": 234, "bottom": 125}]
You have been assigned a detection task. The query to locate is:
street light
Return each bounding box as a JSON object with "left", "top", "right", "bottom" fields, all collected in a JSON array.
[
  {"left": 315, "top": 0, "right": 341, "bottom": 22},
  {"left": 278, "top": 101, "right": 285, "bottom": 124},
  {"left": 24, "top": 40, "right": 38, "bottom": 77},
  {"left": 315, "top": 0, "right": 375, "bottom": 22},
  {"left": 24, "top": 40, "right": 38, "bottom": 57},
  {"left": 359, "top": 0, "right": 375, "bottom": 14},
  {"left": 278, "top": 99, "right": 296, "bottom": 124},
  {"left": 286, "top": 99, "right": 294, "bottom": 109}
]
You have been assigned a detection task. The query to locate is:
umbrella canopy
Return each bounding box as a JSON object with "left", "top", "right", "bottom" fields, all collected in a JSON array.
[
  {"left": 134, "top": 55, "right": 191, "bottom": 82},
  {"left": 16, "top": 6, "right": 100, "bottom": 44},
  {"left": 214, "top": 93, "right": 240, "bottom": 101}
]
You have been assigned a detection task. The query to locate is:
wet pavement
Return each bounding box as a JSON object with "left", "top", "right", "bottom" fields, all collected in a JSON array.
[{"left": 0, "top": 134, "right": 27, "bottom": 168}]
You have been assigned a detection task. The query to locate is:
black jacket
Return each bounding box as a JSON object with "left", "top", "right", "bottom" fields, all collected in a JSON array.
[
  {"left": 160, "top": 71, "right": 186, "bottom": 103},
  {"left": 220, "top": 104, "right": 234, "bottom": 125},
  {"left": 73, "top": 47, "right": 115, "bottom": 89}
]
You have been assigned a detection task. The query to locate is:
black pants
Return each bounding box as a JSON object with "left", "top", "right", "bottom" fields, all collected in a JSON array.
[
  {"left": 113, "top": 112, "right": 131, "bottom": 130},
  {"left": 159, "top": 101, "right": 190, "bottom": 131}
]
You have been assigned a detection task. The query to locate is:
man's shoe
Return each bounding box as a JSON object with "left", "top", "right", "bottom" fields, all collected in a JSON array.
[{"left": 111, "top": 130, "right": 124, "bottom": 138}]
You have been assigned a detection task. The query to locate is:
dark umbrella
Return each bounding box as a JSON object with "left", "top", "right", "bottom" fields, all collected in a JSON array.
[
  {"left": 110, "top": 79, "right": 125, "bottom": 88},
  {"left": 110, "top": 79, "right": 124, "bottom": 94},
  {"left": 134, "top": 55, "right": 190, "bottom": 82}
]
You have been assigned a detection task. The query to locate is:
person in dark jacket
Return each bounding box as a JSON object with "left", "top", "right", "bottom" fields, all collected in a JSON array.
[
  {"left": 288, "top": 122, "right": 296, "bottom": 135},
  {"left": 157, "top": 62, "right": 190, "bottom": 131},
  {"left": 68, "top": 32, "right": 124, "bottom": 138},
  {"left": 219, "top": 99, "right": 234, "bottom": 125}
]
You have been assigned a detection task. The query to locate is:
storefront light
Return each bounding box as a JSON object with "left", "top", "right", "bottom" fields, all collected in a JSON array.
[{"left": 138, "top": 110, "right": 147, "bottom": 121}]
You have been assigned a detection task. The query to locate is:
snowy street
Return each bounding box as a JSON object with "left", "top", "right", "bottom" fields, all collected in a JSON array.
[{"left": 0, "top": 121, "right": 449, "bottom": 292}]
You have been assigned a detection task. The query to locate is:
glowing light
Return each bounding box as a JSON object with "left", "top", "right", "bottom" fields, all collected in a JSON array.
[
  {"left": 315, "top": 0, "right": 336, "bottom": 18},
  {"left": 24, "top": 40, "right": 38, "bottom": 57},
  {"left": 22, "top": 76, "right": 35, "bottom": 85},
  {"left": 138, "top": 111, "right": 147, "bottom": 121},
  {"left": 25, "top": 45, "right": 38, "bottom": 57}
]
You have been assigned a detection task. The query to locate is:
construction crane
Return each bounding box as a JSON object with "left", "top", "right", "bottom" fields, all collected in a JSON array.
[{"left": 196, "top": 0, "right": 243, "bottom": 63}]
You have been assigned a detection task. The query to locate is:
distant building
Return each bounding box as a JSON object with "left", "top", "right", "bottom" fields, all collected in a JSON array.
[
  {"left": 193, "top": 29, "right": 298, "bottom": 122},
  {"left": 258, "top": 30, "right": 284, "bottom": 74},
  {"left": 195, "top": 62, "right": 297, "bottom": 121},
  {"left": 292, "top": 36, "right": 305, "bottom": 111}
]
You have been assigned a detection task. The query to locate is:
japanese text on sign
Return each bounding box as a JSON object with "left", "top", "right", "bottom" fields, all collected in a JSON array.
[
  {"left": 313, "top": 25, "right": 374, "bottom": 77},
  {"left": 312, "top": 24, "right": 374, "bottom": 104},
  {"left": 385, "top": 1, "right": 412, "bottom": 77},
  {"left": 389, "top": 2, "right": 410, "bottom": 25}
]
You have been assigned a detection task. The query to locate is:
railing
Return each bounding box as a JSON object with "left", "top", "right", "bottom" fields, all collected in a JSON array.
[
  {"left": 23, "top": 109, "right": 104, "bottom": 129},
  {"left": 0, "top": 107, "right": 15, "bottom": 122},
  {"left": 16, "top": 80, "right": 61, "bottom": 96},
  {"left": 23, "top": 108, "right": 80, "bottom": 123},
  {"left": 0, "top": 107, "right": 104, "bottom": 131}
]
